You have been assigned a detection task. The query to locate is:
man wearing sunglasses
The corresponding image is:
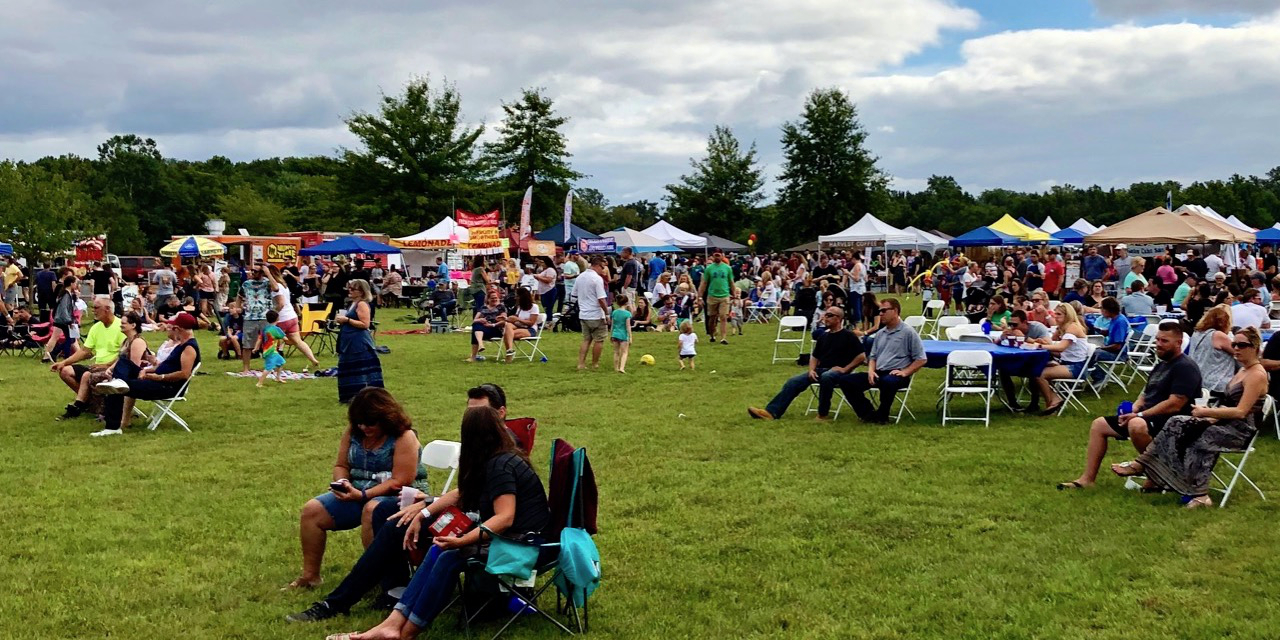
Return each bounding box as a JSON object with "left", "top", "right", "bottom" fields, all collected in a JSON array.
[
  {"left": 1057, "top": 322, "right": 1201, "bottom": 490},
  {"left": 996, "top": 309, "right": 1052, "bottom": 410},
  {"left": 844, "top": 299, "right": 926, "bottom": 423},
  {"left": 1232, "top": 287, "right": 1271, "bottom": 330},
  {"left": 748, "top": 306, "right": 864, "bottom": 421}
]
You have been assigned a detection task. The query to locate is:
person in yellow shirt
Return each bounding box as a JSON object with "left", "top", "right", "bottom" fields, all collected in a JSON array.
[
  {"left": 3, "top": 257, "right": 22, "bottom": 308},
  {"left": 51, "top": 297, "right": 125, "bottom": 419}
]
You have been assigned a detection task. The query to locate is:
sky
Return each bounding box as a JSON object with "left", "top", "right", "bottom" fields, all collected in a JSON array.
[{"left": 2, "top": 0, "right": 1279, "bottom": 207}]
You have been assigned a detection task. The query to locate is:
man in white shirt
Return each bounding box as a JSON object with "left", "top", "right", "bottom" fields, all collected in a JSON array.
[
  {"left": 1203, "top": 249, "right": 1223, "bottom": 278},
  {"left": 574, "top": 256, "right": 611, "bottom": 370},
  {"left": 1233, "top": 288, "right": 1272, "bottom": 330}
]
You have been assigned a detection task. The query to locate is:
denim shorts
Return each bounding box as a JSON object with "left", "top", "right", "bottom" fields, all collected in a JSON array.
[
  {"left": 314, "top": 491, "right": 397, "bottom": 530},
  {"left": 1063, "top": 360, "right": 1087, "bottom": 379}
]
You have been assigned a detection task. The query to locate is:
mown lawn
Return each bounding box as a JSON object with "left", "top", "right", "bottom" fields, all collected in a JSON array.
[{"left": 2, "top": 295, "right": 1278, "bottom": 639}]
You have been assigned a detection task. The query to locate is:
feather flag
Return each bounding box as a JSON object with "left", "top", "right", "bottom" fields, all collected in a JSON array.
[
  {"left": 519, "top": 186, "right": 532, "bottom": 241},
  {"left": 563, "top": 190, "right": 575, "bottom": 244}
]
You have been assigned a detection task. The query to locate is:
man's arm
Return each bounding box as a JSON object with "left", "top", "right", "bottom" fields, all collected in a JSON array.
[
  {"left": 896, "top": 358, "right": 927, "bottom": 377},
  {"left": 833, "top": 352, "right": 866, "bottom": 374},
  {"left": 1138, "top": 394, "right": 1189, "bottom": 418}
]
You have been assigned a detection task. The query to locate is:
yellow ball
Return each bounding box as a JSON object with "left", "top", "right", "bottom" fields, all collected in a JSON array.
[{"left": 640, "top": 354, "right": 655, "bottom": 366}]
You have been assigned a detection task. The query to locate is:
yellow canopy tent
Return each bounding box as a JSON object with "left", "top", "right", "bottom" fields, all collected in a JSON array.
[{"left": 988, "top": 215, "right": 1052, "bottom": 242}]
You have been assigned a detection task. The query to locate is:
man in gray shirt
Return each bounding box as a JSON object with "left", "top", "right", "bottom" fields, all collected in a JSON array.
[
  {"left": 1112, "top": 245, "right": 1130, "bottom": 288},
  {"left": 150, "top": 266, "right": 177, "bottom": 298},
  {"left": 1120, "top": 283, "right": 1154, "bottom": 315},
  {"left": 843, "top": 298, "right": 926, "bottom": 423}
]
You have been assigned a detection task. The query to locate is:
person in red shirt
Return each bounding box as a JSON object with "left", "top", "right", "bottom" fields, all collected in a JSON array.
[{"left": 1043, "top": 249, "right": 1065, "bottom": 300}]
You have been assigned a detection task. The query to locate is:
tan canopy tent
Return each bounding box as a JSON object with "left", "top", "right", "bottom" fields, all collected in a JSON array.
[{"left": 1085, "top": 207, "right": 1254, "bottom": 244}]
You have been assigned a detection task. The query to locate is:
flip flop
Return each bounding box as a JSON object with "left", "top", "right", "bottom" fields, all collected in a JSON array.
[
  {"left": 325, "top": 634, "right": 356, "bottom": 640},
  {"left": 1111, "top": 461, "right": 1145, "bottom": 477},
  {"left": 1056, "top": 481, "right": 1085, "bottom": 490}
]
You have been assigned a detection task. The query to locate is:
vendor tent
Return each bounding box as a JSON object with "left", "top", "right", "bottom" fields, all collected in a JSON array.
[
  {"left": 1017, "top": 217, "right": 1042, "bottom": 230},
  {"left": 818, "top": 213, "right": 914, "bottom": 247},
  {"left": 1255, "top": 227, "right": 1280, "bottom": 244},
  {"left": 785, "top": 240, "right": 822, "bottom": 253},
  {"left": 642, "top": 220, "right": 707, "bottom": 250},
  {"left": 699, "top": 232, "right": 747, "bottom": 252},
  {"left": 1051, "top": 227, "right": 1088, "bottom": 244},
  {"left": 601, "top": 227, "right": 680, "bottom": 253},
  {"left": 391, "top": 217, "right": 466, "bottom": 248},
  {"left": 1040, "top": 217, "right": 1061, "bottom": 233},
  {"left": 1225, "top": 215, "right": 1255, "bottom": 232},
  {"left": 1068, "top": 218, "right": 1100, "bottom": 234},
  {"left": 535, "top": 222, "right": 600, "bottom": 246},
  {"left": 929, "top": 229, "right": 953, "bottom": 240},
  {"left": 989, "top": 214, "right": 1053, "bottom": 243},
  {"left": 300, "top": 235, "right": 401, "bottom": 256},
  {"left": 886, "top": 226, "right": 949, "bottom": 252},
  {"left": 950, "top": 227, "right": 1020, "bottom": 247},
  {"left": 0, "top": 242, "right": 12, "bottom": 255},
  {"left": 1086, "top": 207, "right": 1254, "bottom": 244}
]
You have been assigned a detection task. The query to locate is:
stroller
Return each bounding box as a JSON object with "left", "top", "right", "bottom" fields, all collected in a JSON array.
[
  {"left": 552, "top": 296, "right": 582, "bottom": 333},
  {"left": 962, "top": 282, "right": 993, "bottom": 324}
]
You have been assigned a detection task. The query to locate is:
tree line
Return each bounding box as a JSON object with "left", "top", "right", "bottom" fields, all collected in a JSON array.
[{"left": 3, "top": 77, "right": 1280, "bottom": 264}]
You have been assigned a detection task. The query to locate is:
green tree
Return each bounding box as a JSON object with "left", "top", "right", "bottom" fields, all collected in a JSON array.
[
  {"left": 664, "top": 125, "right": 764, "bottom": 239},
  {"left": 774, "top": 89, "right": 889, "bottom": 248},
  {"left": 0, "top": 161, "right": 92, "bottom": 269},
  {"left": 483, "top": 88, "right": 584, "bottom": 228},
  {"left": 216, "top": 184, "right": 291, "bottom": 235},
  {"left": 340, "top": 76, "right": 486, "bottom": 234},
  {"left": 94, "top": 135, "right": 208, "bottom": 252}
]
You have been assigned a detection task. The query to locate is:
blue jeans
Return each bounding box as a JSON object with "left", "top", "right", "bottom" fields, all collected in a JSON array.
[
  {"left": 845, "top": 371, "right": 912, "bottom": 421},
  {"left": 395, "top": 546, "right": 468, "bottom": 628},
  {"left": 1090, "top": 349, "right": 1124, "bottom": 381},
  {"left": 766, "top": 368, "right": 853, "bottom": 418},
  {"left": 847, "top": 291, "right": 863, "bottom": 325}
]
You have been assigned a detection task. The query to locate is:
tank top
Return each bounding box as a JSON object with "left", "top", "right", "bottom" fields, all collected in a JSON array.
[
  {"left": 273, "top": 283, "right": 298, "bottom": 322},
  {"left": 1059, "top": 332, "right": 1089, "bottom": 364},
  {"left": 346, "top": 433, "right": 430, "bottom": 493},
  {"left": 1189, "top": 330, "right": 1238, "bottom": 393}
]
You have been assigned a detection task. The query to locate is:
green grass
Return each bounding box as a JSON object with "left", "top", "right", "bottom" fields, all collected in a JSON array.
[{"left": 3, "top": 296, "right": 1279, "bottom": 639}]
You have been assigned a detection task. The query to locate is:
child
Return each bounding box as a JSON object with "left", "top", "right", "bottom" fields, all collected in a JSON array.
[
  {"left": 219, "top": 300, "right": 244, "bottom": 360},
  {"left": 256, "top": 309, "right": 287, "bottom": 387},
  {"left": 677, "top": 319, "right": 698, "bottom": 370},
  {"left": 610, "top": 294, "right": 632, "bottom": 373}
]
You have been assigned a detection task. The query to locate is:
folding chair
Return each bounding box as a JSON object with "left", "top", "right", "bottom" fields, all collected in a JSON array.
[
  {"left": 904, "top": 315, "right": 928, "bottom": 338},
  {"left": 922, "top": 299, "right": 946, "bottom": 338},
  {"left": 749, "top": 302, "right": 780, "bottom": 323},
  {"left": 1210, "top": 432, "right": 1265, "bottom": 508},
  {"left": 290, "top": 303, "right": 332, "bottom": 357},
  {"left": 868, "top": 374, "right": 916, "bottom": 423},
  {"left": 1264, "top": 395, "right": 1280, "bottom": 440},
  {"left": 505, "top": 417, "right": 538, "bottom": 454},
  {"left": 1123, "top": 324, "right": 1160, "bottom": 386},
  {"left": 1050, "top": 344, "right": 1096, "bottom": 416},
  {"left": 420, "top": 440, "right": 461, "bottom": 495},
  {"left": 936, "top": 316, "right": 966, "bottom": 338},
  {"left": 1047, "top": 300, "right": 1061, "bottom": 312},
  {"left": 942, "top": 350, "right": 994, "bottom": 427},
  {"left": 804, "top": 382, "right": 850, "bottom": 419},
  {"left": 958, "top": 333, "right": 993, "bottom": 344},
  {"left": 772, "top": 316, "right": 808, "bottom": 363},
  {"left": 134, "top": 363, "right": 202, "bottom": 432},
  {"left": 1089, "top": 344, "right": 1130, "bottom": 396},
  {"left": 510, "top": 317, "right": 548, "bottom": 362},
  {"left": 944, "top": 324, "right": 984, "bottom": 341}
]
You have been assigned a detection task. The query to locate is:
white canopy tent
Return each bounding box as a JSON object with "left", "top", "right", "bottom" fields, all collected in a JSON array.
[
  {"left": 602, "top": 227, "right": 680, "bottom": 253},
  {"left": 1040, "top": 216, "right": 1061, "bottom": 233},
  {"left": 1226, "top": 215, "right": 1255, "bottom": 232},
  {"left": 1174, "top": 205, "right": 1246, "bottom": 269},
  {"left": 1067, "top": 218, "right": 1100, "bottom": 234},
  {"left": 819, "top": 213, "right": 914, "bottom": 247},
  {"left": 641, "top": 220, "right": 707, "bottom": 250},
  {"left": 885, "top": 226, "right": 949, "bottom": 253},
  {"left": 390, "top": 217, "right": 468, "bottom": 280}
]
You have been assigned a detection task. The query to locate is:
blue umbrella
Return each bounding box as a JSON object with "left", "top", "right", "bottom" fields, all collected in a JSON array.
[
  {"left": 0, "top": 242, "right": 12, "bottom": 256},
  {"left": 949, "top": 227, "right": 1021, "bottom": 247},
  {"left": 299, "top": 235, "right": 401, "bottom": 256}
]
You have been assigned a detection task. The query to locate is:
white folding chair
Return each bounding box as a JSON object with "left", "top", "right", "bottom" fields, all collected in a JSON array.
[
  {"left": 868, "top": 374, "right": 916, "bottom": 423},
  {"left": 1047, "top": 300, "right": 1061, "bottom": 311},
  {"left": 135, "top": 362, "right": 202, "bottom": 432},
  {"left": 937, "top": 316, "right": 966, "bottom": 339},
  {"left": 958, "top": 333, "right": 993, "bottom": 344},
  {"left": 1050, "top": 344, "right": 1096, "bottom": 416},
  {"left": 804, "top": 382, "right": 850, "bottom": 419},
  {"left": 1089, "top": 344, "right": 1130, "bottom": 396},
  {"left": 1264, "top": 395, "right": 1280, "bottom": 440},
  {"left": 420, "top": 440, "right": 461, "bottom": 495},
  {"left": 1123, "top": 324, "right": 1161, "bottom": 386},
  {"left": 749, "top": 302, "right": 780, "bottom": 323},
  {"left": 905, "top": 315, "right": 928, "bottom": 337},
  {"left": 922, "top": 300, "right": 946, "bottom": 337},
  {"left": 1210, "top": 432, "right": 1265, "bottom": 508},
  {"left": 942, "top": 350, "right": 994, "bottom": 427},
  {"left": 773, "top": 315, "right": 809, "bottom": 364},
  {"left": 511, "top": 316, "right": 548, "bottom": 362}
]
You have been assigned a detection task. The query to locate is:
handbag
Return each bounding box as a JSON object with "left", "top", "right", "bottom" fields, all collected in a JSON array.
[{"left": 481, "top": 524, "right": 541, "bottom": 580}]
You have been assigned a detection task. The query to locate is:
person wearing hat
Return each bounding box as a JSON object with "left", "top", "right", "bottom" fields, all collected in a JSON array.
[
  {"left": 1112, "top": 244, "right": 1130, "bottom": 285},
  {"left": 94, "top": 312, "right": 201, "bottom": 437}
]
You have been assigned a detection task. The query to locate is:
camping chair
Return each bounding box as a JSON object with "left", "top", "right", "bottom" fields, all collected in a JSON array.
[
  {"left": 941, "top": 350, "right": 994, "bottom": 427},
  {"left": 772, "top": 315, "right": 808, "bottom": 364},
  {"left": 289, "top": 303, "right": 332, "bottom": 357},
  {"left": 505, "top": 417, "right": 538, "bottom": 455},
  {"left": 1049, "top": 344, "right": 1097, "bottom": 416},
  {"left": 804, "top": 383, "right": 850, "bottom": 419},
  {"left": 133, "top": 363, "right": 202, "bottom": 432},
  {"left": 1210, "top": 432, "right": 1265, "bottom": 508}
]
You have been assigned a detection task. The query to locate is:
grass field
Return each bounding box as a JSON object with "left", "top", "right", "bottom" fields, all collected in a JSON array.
[{"left": 2, "top": 296, "right": 1279, "bottom": 639}]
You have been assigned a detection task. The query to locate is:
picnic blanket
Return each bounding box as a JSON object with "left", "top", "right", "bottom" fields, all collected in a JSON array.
[
  {"left": 380, "top": 329, "right": 429, "bottom": 335},
  {"left": 224, "top": 370, "right": 318, "bottom": 381}
]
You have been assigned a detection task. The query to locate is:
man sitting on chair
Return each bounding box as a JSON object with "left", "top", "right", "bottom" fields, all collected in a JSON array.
[
  {"left": 747, "top": 306, "right": 865, "bottom": 421},
  {"left": 995, "top": 309, "right": 1051, "bottom": 411},
  {"left": 1056, "top": 322, "right": 1201, "bottom": 490},
  {"left": 844, "top": 298, "right": 927, "bottom": 423},
  {"left": 94, "top": 312, "right": 201, "bottom": 437},
  {"left": 1089, "top": 297, "right": 1130, "bottom": 384}
]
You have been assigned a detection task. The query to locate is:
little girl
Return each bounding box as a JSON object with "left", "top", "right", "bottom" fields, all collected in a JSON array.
[
  {"left": 611, "top": 294, "right": 632, "bottom": 373},
  {"left": 677, "top": 319, "right": 698, "bottom": 370}
]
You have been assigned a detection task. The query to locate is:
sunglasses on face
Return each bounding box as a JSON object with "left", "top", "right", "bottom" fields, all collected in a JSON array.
[
  {"left": 1232, "top": 341, "right": 1254, "bottom": 349},
  {"left": 877, "top": 308, "right": 892, "bottom": 315},
  {"left": 823, "top": 312, "right": 841, "bottom": 318}
]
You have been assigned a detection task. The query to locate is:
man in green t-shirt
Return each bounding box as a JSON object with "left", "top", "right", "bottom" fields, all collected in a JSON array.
[
  {"left": 698, "top": 251, "right": 738, "bottom": 344},
  {"left": 52, "top": 297, "right": 126, "bottom": 418}
]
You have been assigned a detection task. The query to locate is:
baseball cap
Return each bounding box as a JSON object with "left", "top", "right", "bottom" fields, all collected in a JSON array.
[
  {"left": 1115, "top": 244, "right": 1127, "bottom": 250},
  {"left": 170, "top": 312, "right": 198, "bottom": 330}
]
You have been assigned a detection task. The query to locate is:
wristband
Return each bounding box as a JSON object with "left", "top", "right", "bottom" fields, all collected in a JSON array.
[{"left": 360, "top": 488, "right": 368, "bottom": 501}]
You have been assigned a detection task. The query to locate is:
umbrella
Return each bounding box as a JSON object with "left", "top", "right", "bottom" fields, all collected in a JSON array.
[
  {"left": 699, "top": 232, "right": 747, "bottom": 252},
  {"left": 0, "top": 242, "right": 12, "bottom": 256},
  {"left": 299, "top": 235, "right": 401, "bottom": 256},
  {"left": 600, "top": 227, "right": 679, "bottom": 253},
  {"left": 160, "top": 235, "right": 226, "bottom": 258}
]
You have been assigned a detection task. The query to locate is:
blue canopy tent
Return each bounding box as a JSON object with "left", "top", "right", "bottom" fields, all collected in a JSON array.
[
  {"left": 535, "top": 222, "right": 600, "bottom": 246},
  {"left": 949, "top": 227, "right": 1021, "bottom": 247},
  {"left": 299, "top": 235, "right": 401, "bottom": 256},
  {"left": 1017, "top": 217, "right": 1042, "bottom": 230},
  {"left": 0, "top": 242, "right": 12, "bottom": 256},
  {"left": 1051, "top": 227, "right": 1088, "bottom": 244},
  {"left": 1256, "top": 227, "right": 1280, "bottom": 244}
]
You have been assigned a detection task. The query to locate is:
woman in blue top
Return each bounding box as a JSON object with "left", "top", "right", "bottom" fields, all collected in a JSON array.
[
  {"left": 287, "top": 387, "right": 429, "bottom": 590},
  {"left": 336, "top": 279, "right": 383, "bottom": 403},
  {"left": 94, "top": 312, "right": 201, "bottom": 437}
]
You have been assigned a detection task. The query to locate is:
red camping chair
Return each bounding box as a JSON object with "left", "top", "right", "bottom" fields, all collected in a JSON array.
[{"left": 505, "top": 417, "right": 537, "bottom": 455}]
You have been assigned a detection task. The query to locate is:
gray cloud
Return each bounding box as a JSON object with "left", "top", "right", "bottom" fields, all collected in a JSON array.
[{"left": 1092, "top": 0, "right": 1280, "bottom": 17}]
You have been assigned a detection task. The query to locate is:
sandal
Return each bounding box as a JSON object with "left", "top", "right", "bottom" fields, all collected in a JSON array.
[
  {"left": 1110, "top": 461, "right": 1145, "bottom": 477},
  {"left": 1056, "top": 481, "right": 1087, "bottom": 490},
  {"left": 1038, "top": 402, "right": 1063, "bottom": 416},
  {"left": 1184, "top": 495, "right": 1213, "bottom": 509}
]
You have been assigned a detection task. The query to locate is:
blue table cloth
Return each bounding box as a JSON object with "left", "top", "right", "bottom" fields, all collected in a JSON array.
[{"left": 922, "top": 340, "right": 1054, "bottom": 378}]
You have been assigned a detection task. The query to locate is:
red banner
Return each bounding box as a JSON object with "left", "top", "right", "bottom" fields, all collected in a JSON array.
[{"left": 456, "top": 209, "right": 500, "bottom": 228}]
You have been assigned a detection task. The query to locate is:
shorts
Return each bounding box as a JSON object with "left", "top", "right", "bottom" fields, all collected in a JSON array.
[
  {"left": 242, "top": 319, "right": 267, "bottom": 349},
  {"left": 314, "top": 491, "right": 397, "bottom": 531},
  {"left": 1105, "top": 414, "right": 1171, "bottom": 441},
  {"left": 707, "top": 296, "right": 731, "bottom": 319},
  {"left": 70, "top": 364, "right": 92, "bottom": 382},
  {"left": 581, "top": 318, "right": 609, "bottom": 342},
  {"left": 277, "top": 318, "right": 300, "bottom": 334},
  {"left": 1061, "top": 360, "right": 1086, "bottom": 379},
  {"left": 263, "top": 351, "right": 286, "bottom": 372},
  {"left": 680, "top": 353, "right": 696, "bottom": 360},
  {"left": 621, "top": 287, "right": 637, "bottom": 303}
]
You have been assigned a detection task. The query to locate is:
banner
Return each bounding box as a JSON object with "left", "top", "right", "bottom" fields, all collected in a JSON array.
[
  {"left": 578, "top": 237, "right": 617, "bottom": 253},
  {"left": 519, "top": 187, "right": 532, "bottom": 241},
  {"left": 528, "top": 240, "right": 556, "bottom": 257},
  {"left": 456, "top": 209, "right": 500, "bottom": 228},
  {"left": 563, "top": 191, "right": 574, "bottom": 243}
]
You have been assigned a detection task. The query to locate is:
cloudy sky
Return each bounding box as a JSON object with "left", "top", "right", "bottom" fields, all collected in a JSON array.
[{"left": 3, "top": 0, "right": 1279, "bottom": 204}]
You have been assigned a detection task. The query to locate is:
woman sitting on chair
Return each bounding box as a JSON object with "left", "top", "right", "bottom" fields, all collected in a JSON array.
[
  {"left": 307, "top": 405, "right": 550, "bottom": 637},
  {"left": 502, "top": 288, "right": 540, "bottom": 363},
  {"left": 1030, "top": 304, "right": 1089, "bottom": 415}
]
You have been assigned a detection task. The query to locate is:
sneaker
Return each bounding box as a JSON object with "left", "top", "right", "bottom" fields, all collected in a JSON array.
[
  {"left": 90, "top": 428, "right": 123, "bottom": 437},
  {"left": 720, "top": 339, "right": 729, "bottom": 345},
  {"left": 94, "top": 379, "right": 130, "bottom": 395},
  {"left": 747, "top": 407, "right": 774, "bottom": 420},
  {"left": 285, "top": 601, "right": 341, "bottom": 623},
  {"left": 59, "top": 402, "right": 86, "bottom": 420}
]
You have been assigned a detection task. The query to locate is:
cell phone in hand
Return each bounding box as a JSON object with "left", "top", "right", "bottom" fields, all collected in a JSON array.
[{"left": 330, "top": 480, "right": 348, "bottom": 492}]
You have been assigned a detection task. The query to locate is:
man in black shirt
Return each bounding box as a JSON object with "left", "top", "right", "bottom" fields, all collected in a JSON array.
[
  {"left": 810, "top": 253, "right": 840, "bottom": 285},
  {"left": 1145, "top": 279, "right": 1172, "bottom": 308},
  {"left": 748, "top": 305, "right": 865, "bottom": 420},
  {"left": 1261, "top": 331, "right": 1280, "bottom": 402},
  {"left": 1184, "top": 248, "right": 1207, "bottom": 281},
  {"left": 89, "top": 261, "right": 116, "bottom": 297},
  {"left": 1262, "top": 244, "right": 1278, "bottom": 279},
  {"left": 1057, "top": 323, "right": 1201, "bottom": 490}
]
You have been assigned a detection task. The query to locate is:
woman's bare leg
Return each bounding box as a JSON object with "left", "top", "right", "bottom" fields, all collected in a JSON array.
[{"left": 287, "top": 331, "right": 320, "bottom": 367}]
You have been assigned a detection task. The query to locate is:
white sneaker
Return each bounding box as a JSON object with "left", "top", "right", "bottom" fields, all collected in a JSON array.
[
  {"left": 90, "top": 428, "right": 123, "bottom": 437},
  {"left": 95, "top": 379, "right": 130, "bottom": 395}
]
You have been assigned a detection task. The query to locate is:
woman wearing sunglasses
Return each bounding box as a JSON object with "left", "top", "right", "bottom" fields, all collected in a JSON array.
[{"left": 1111, "top": 326, "right": 1267, "bottom": 508}]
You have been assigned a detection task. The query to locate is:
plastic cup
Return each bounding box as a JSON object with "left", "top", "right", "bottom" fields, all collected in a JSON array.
[
  {"left": 1194, "top": 398, "right": 1209, "bottom": 408},
  {"left": 399, "top": 486, "right": 418, "bottom": 509}
]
